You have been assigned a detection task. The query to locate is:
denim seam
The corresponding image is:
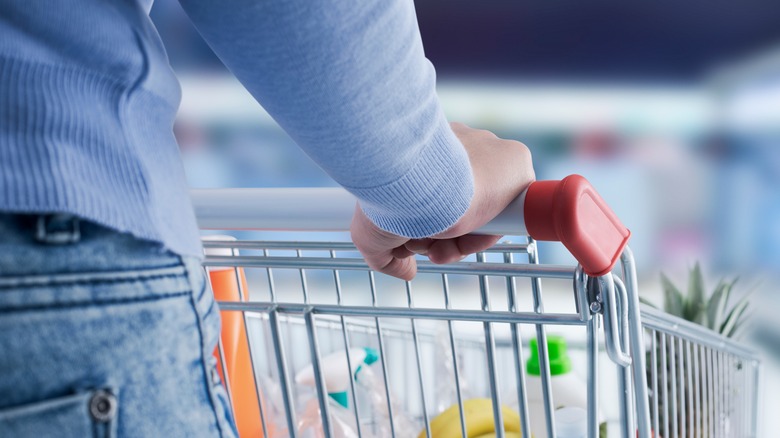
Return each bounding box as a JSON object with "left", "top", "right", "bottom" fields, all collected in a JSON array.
[
  {"left": 0, "top": 273, "right": 186, "bottom": 290},
  {"left": 181, "top": 259, "right": 227, "bottom": 437},
  {"left": 0, "top": 290, "right": 191, "bottom": 313}
]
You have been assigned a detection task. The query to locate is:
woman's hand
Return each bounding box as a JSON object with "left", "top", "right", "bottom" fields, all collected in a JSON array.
[{"left": 350, "top": 122, "right": 535, "bottom": 280}]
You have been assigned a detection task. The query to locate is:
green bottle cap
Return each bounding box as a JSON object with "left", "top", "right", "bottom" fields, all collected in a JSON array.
[
  {"left": 363, "top": 347, "right": 379, "bottom": 366},
  {"left": 329, "top": 391, "right": 349, "bottom": 408},
  {"left": 526, "top": 335, "right": 572, "bottom": 376}
]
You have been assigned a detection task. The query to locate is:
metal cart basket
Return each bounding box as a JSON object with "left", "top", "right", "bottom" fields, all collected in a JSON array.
[{"left": 191, "top": 177, "right": 761, "bottom": 438}]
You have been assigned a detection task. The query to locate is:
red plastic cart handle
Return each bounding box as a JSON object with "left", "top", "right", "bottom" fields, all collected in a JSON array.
[{"left": 524, "top": 175, "right": 630, "bottom": 277}]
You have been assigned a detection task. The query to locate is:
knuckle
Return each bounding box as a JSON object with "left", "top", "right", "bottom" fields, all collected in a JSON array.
[{"left": 511, "top": 140, "right": 531, "bottom": 157}]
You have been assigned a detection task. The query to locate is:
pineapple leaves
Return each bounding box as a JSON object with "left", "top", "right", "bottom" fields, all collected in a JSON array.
[
  {"left": 661, "top": 273, "right": 684, "bottom": 317},
  {"left": 684, "top": 263, "right": 705, "bottom": 324},
  {"left": 720, "top": 288, "right": 752, "bottom": 338},
  {"left": 661, "top": 264, "right": 751, "bottom": 339},
  {"left": 638, "top": 296, "right": 659, "bottom": 309},
  {"left": 707, "top": 278, "right": 736, "bottom": 332}
]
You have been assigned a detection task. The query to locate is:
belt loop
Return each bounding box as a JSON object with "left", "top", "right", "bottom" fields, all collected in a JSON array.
[{"left": 35, "top": 214, "right": 82, "bottom": 245}]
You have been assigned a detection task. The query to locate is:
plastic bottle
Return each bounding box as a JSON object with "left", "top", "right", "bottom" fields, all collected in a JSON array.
[
  {"left": 520, "top": 335, "right": 589, "bottom": 438},
  {"left": 554, "top": 406, "right": 588, "bottom": 438},
  {"left": 295, "top": 347, "right": 381, "bottom": 438},
  {"left": 295, "top": 347, "right": 417, "bottom": 437},
  {"left": 295, "top": 347, "right": 379, "bottom": 408},
  {"left": 204, "top": 236, "right": 270, "bottom": 437}
]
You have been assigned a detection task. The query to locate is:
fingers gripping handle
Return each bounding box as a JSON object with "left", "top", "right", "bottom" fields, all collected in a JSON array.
[
  {"left": 191, "top": 175, "right": 630, "bottom": 275},
  {"left": 523, "top": 175, "right": 631, "bottom": 277}
]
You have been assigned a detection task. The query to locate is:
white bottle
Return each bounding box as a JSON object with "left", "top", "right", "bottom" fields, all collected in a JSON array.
[
  {"left": 295, "top": 348, "right": 380, "bottom": 438},
  {"left": 295, "top": 347, "right": 379, "bottom": 408},
  {"left": 516, "top": 336, "right": 590, "bottom": 438}
]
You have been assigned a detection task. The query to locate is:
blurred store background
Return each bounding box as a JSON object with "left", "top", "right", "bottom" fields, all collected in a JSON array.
[{"left": 151, "top": 0, "right": 779, "bottom": 431}]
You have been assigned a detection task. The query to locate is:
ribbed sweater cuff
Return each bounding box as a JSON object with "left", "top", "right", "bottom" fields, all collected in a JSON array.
[{"left": 347, "top": 119, "right": 474, "bottom": 238}]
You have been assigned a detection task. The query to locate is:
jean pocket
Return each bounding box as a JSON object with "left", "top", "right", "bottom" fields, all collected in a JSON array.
[{"left": 0, "top": 388, "right": 118, "bottom": 438}]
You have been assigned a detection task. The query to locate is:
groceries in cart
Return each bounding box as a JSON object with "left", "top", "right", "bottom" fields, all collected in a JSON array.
[
  {"left": 295, "top": 347, "right": 416, "bottom": 438},
  {"left": 422, "top": 398, "right": 522, "bottom": 438},
  {"left": 505, "top": 336, "right": 603, "bottom": 438}
]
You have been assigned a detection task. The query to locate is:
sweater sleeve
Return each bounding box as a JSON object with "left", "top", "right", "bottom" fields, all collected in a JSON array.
[{"left": 176, "top": 0, "right": 474, "bottom": 238}]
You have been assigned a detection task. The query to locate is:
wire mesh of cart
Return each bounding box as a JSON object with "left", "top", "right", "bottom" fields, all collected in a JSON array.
[{"left": 191, "top": 175, "right": 761, "bottom": 438}]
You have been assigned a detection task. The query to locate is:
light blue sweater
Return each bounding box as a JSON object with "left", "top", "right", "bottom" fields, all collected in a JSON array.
[{"left": 0, "top": 0, "right": 474, "bottom": 257}]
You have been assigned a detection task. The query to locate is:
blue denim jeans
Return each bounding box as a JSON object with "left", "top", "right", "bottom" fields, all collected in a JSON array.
[{"left": 0, "top": 214, "right": 237, "bottom": 437}]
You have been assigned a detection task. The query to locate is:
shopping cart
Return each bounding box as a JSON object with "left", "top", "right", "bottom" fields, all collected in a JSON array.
[{"left": 191, "top": 176, "right": 761, "bottom": 438}]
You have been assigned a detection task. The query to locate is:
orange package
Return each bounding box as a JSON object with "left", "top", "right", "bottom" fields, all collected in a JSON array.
[{"left": 208, "top": 259, "right": 270, "bottom": 437}]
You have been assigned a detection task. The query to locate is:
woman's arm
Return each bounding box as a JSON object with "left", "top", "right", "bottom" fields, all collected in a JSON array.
[{"left": 176, "top": 0, "right": 474, "bottom": 238}]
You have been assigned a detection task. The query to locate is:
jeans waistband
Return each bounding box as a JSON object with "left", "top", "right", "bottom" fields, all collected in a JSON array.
[{"left": 0, "top": 213, "right": 188, "bottom": 278}]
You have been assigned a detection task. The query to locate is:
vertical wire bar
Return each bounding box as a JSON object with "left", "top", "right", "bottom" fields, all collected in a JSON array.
[
  {"left": 727, "top": 354, "right": 733, "bottom": 438},
  {"left": 725, "top": 355, "right": 731, "bottom": 438},
  {"left": 203, "top": 267, "right": 237, "bottom": 418},
  {"left": 476, "top": 252, "right": 505, "bottom": 438},
  {"left": 742, "top": 359, "right": 748, "bottom": 437},
  {"left": 368, "top": 271, "right": 396, "bottom": 437},
  {"left": 678, "top": 338, "right": 686, "bottom": 438},
  {"left": 661, "top": 334, "right": 669, "bottom": 438},
  {"left": 527, "top": 239, "right": 556, "bottom": 438},
  {"left": 407, "top": 281, "right": 431, "bottom": 438},
  {"left": 713, "top": 349, "right": 719, "bottom": 438},
  {"left": 707, "top": 348, "right": 714, "bottom": 438},
  {"left": 619, "top": 249, "right": 651, "bottom": 438},
  {"left": 730, "top": 357, "right": 734, "bottom": 437},
  {"left": 574, "top": 266, "right": 598, "bottom": 438},
  {"left": 730, "top": 358, "right": 738, "bottom": 438},
  {"left": 702, "top": 347, "right": 709, "bottom": 438},
  {"left": 743, "top": 358, "right": 749, "bottom": 438},
  {"left": 232, "top": 252, "right": 270, "bottom": 438},
  {"left": 712, "top": 351, "right": 717, "bottom": 438},
  {"left": 651, "top": 331, "right": 660, "bottom": 436},
  {"left": 670, "top": 337, "right": 678, "bottom": 438},
  {"left": 719, "top": 351, "right": 724, "bottom": 438},
  {"left": 269, "top": 309, "right": 298, "bottom": 438},
  {"left": 587, "top": 314, "right": 600, "bottom": 438},
  {"left": 694, "top": 345, "right": 701, "bottom": 438},
  {"left": 726, "top": 354, "right": 731, "bottom": 438},
  {"left": 304, "top": 311, "right": 334, "bottom": 438},
  {"left": 614, "top": 277, "right": 633, "bottom": 438},
  {"left": 737, "top": 359, "right": 742, "bottom": 437},
  {"left": 720, "top": 353, "right": 725, "bottom": 438},
  {"left": 686, "top": 341, "right": 694, "bottom": 438},
  {"left": 443, "top": 273, "right": 468, "bottom": 438},
  {"left": 330, "top": 250, "right": 362, "bottom": 437},
  {"left": 750, "top": 360, "right": 759, "bottom": 438},
  {"left": 715, "top": 350, "right": 724, "bottom": 437},
  {"left": 295, "top": 250, "right": 311, "bottom": 436},
  {"left": 297, "top": 249, "right": 310, "bottom": 303},
  {"left": 505, "top": 252, "right": 530, "bottom": 438},
  {"left": 264, "top": 250, "right": 298, "bottom": 437},
  {"left": 731, "top": 358, "right": 736, "bottom": 437},
  {"left": 721, "top": 352, "right": 727, "bottom": 438},
  {"left": 729, "top": 356, "right": 741, "bottom": 434},
  {"left": 745, "top": 358, "right": 757, "bottom": 436}
]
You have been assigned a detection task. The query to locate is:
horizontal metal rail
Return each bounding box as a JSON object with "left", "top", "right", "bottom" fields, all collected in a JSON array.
[
  {"left": 216, "top": 301, "right": 587, "bottom": 325},
  {"left": 204, "top": 255, "right": 576, "bottom": 279}
]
